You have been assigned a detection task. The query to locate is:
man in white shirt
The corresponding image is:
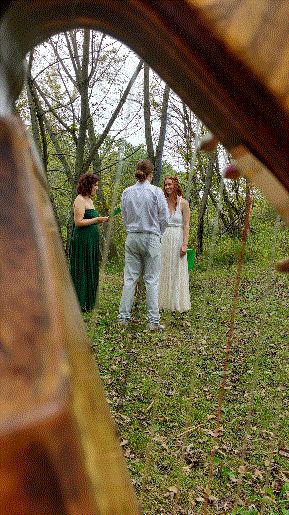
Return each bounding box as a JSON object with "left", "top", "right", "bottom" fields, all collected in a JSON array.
[{"left": 118, "top": 159, "right": 169, "bottom": 330}]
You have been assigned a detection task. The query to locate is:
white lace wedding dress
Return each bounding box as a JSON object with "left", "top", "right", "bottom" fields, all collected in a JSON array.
[{"left": 159, "top": 198, "right": 191, "bottom": 312}]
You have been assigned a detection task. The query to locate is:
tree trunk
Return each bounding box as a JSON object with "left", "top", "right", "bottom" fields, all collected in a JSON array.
[
  {"left": 143, "top": 63, "right": 155, "bottom": 165},
  {"left": 185, "top": 118, "right": 201, "bottom": 200},
  {"left": 196, "top": 152, "right": 216, "bottom": 254},
  {"left": 74, "top": 29, "right": 90, "bottom": 181},
  {"left": 26, "top": 53, "right": 48, "bottom": 170},
  {"left": 154, "top": 83, "right": 170, "bottom": 186},
  {"left": 143, "top": 64, "right": 170, "bottom": 186},
  {"left": 26, "top": 55, "right": 63, "bottom": 237}
]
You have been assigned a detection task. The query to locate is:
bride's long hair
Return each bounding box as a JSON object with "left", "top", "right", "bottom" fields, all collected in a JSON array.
[{"left": 163, "top": 176, "right": 184, "bottom": 209}]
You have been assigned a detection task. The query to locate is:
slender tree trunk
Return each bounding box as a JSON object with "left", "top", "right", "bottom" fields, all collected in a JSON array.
[
  {"left": 26, "top": 54, "right": 48, "bottom": 171},
  {"left": 74, "top": 29, "right": 90, "bottom": 181},
  {"left": 143, "top": 63, "right": 170, "bottom": 186},
  {"left": 154, "top": 83, "right": 170, "bottom": 186},
  {"left": 26, "top": 56, "right": 64, "bottom": 238},
  {"left": 185, "top": 118, "right": 201, "bottom": 201},
  {"left": 196, "top": 152, "right": 216, "bottom": 254},
  {"left": 87, "top": 112, "right": 104, "bottom": 205},
  {"left": 182, "top": 102, "right": 194, "bottom": 177},
  {"left": 143, "top": 63, "right": 155, "bottom": 165}
]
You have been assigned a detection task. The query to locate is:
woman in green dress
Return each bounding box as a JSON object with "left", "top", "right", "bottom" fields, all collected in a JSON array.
[{"left": 69, "top": 173, "right": 109, "bottom": 311}]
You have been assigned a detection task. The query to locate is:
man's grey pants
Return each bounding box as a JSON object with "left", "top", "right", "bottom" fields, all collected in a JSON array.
[{"left": 118, "top": 232, "right": 161, "bottom": 324}]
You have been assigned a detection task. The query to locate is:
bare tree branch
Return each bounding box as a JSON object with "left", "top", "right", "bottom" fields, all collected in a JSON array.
[{"left": 80, "top": 59, "right": 143, "bottom": 175}]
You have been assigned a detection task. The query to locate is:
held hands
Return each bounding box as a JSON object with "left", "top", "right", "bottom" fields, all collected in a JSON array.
[{"left": 180, "top": 244, "right": 187, "bottom": 258}]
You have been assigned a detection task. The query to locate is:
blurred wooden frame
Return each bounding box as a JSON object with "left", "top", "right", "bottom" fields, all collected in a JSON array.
[
  {"left": 0, "top": 0, "right": 288, "bottom": 188},
  {"left": 0, "top": 1, "right": 288, "bottom": 514}
]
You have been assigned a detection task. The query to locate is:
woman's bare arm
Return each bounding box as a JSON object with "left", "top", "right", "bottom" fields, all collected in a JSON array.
[{"left": 73, "top": 197, "right": 109, "bottom": 227}]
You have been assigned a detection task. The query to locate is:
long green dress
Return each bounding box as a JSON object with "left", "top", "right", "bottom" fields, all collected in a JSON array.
[{"left": 69, "top": 208, "right": 100, "bottom": 311}]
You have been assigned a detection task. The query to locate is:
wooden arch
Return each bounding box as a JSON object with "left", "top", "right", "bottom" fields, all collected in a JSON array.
[
  {"left": 0, "top": 1, "right": 288, "bottom": 514},
  {"left": 0, "top": 0, "right": 289, "bottom": 188}
]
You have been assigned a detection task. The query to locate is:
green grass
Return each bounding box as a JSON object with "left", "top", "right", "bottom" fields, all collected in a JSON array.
[{"left": 85, "top": 256, "right": 289, "bottom": 514}]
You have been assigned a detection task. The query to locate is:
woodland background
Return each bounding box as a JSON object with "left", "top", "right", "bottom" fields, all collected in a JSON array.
[{"left": 17, "top": 29, "right": 288, "bottom": 514}]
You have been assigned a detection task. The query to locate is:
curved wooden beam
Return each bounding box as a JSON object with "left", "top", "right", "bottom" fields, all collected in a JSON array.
[
  {"left": 0, "top": 116, "right": 139, "bottom": 514},
  {"left": 0, "top": 1, "right": 288, "bottom": 512},
  {"left": 0, "top": 0, "right": 288, "bottom": 190}
]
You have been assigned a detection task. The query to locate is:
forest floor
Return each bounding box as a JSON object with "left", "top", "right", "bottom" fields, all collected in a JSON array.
[{"left": 85, "top": 260, "right": 289, "bottom": 515}]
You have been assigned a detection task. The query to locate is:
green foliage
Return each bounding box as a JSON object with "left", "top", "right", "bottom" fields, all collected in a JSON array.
[
  {"left": 192, "top": 195, "right": 289, "bottom": 270},
  {"left": 203, "top": 236, "right": 244, "bottom": 267}
]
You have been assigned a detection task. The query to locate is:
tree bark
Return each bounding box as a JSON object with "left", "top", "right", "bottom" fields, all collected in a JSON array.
[
  {"left": 26, "top": 53, "right": 48, "bottom": 171},
  {"left": 74, "top": 29, "right": 90, "bottom": 181},
  {"left": 143, "top": 63, "right": 155, "bottom": 165},
  {"left": 154, "top": 83, "right": 170, "bottom": 186},
  {"left": 143, "top": 64, "right": 170, "bottom": 186},
  {"left": 196, "top": 152, "right": 216, "bottom": 254}
]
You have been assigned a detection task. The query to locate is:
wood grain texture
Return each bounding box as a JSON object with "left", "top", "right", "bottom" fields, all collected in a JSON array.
[
  {"left": 146, "top": 0, "right": 289, "bottom": 189},
  {"left": 186, "top": 0, "right": 289, "bottom": 108},
  {"left": 0, "top": 116, "right": 139, "bottom": 514},
  {"left": 0, "top": 117, "right": 63, "bottom": 429},
  {"left": 1, "top": 0, "right": 287, "bottom": 188},
  {"left": 0, "top": 1, "right": 288, "bottom": 512}
]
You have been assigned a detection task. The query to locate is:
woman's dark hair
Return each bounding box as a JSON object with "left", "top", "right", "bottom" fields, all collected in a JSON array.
[
  {"left": 77, "top": 173, "right": 99, "bottom": 196},
  {"left": 135, "top": 159, "right": 154, "bottom": 182}
]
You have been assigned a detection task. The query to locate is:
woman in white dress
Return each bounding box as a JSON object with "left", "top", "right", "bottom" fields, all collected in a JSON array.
[{"left": 159, "top": 176, "right": 191, "bottom": 312}]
